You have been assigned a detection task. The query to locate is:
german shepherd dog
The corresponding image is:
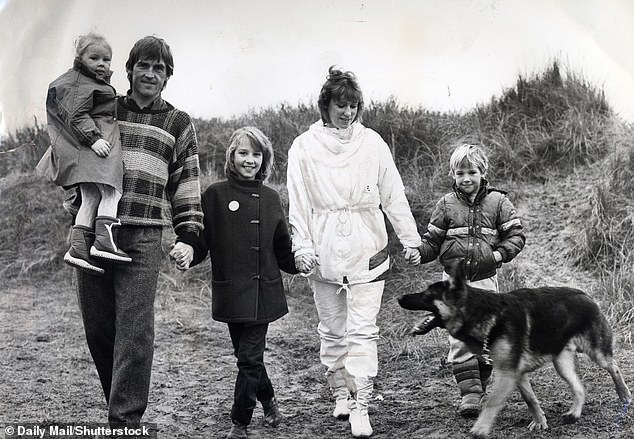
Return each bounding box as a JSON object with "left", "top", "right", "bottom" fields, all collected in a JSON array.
[{"left": 398, "top": 262, "right": 631, "bottom": 438}]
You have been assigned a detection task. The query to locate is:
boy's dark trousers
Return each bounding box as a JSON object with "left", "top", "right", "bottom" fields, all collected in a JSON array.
[
  {"left": 228, "top": 321, "right": 275, "bottom": 425},
  {"left": 75, "top": 226, "right": 163, "bottom": 425}
]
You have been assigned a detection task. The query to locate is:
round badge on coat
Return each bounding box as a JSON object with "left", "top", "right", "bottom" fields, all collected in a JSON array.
[{"left": 228, "top": 200, "right": 240, "bottom": 211}]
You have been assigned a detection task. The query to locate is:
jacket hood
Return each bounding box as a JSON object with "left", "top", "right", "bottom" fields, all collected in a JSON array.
[
  {"left": 308, "top": 121, "right": 366, "bottom": 157},
  {"left": 453, "top": 178, "right": 490, "bottom": 204},
  {"left": 73, "top": 58, "right": 113, "bottom": 83},
  {"left": 452, "top": 178, "right": 508, "bottom": 204}
]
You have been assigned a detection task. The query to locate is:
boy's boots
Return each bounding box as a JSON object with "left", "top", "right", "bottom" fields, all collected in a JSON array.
[
  {"left": 225, "top": 422, "right": 248, "bottom": 439},
  {"left": 453, "top": 357, "right": 484, "bottom": 417},
  {"left": 327, "top": 370, "right": 351, "bottom": 419},
  {"left": 349, "top": 377, "right": 373, "bottom": 438},
  {"left": 90, "top": 216, "right": 132, "bottom": 263},
  {"left": 262, "top": 397, "right": 282, "bottom": 427},
  {"left": 64, "top": 225, "right": 105, "bottom": 275}
]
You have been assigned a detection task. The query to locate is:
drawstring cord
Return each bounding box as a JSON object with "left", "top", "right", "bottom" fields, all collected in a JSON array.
[
  {"left": 336, "top": 283, "right": 351, "bottom": 295},
  {"left": 336, "top": 276, "right": 351, "bottom": 295}
]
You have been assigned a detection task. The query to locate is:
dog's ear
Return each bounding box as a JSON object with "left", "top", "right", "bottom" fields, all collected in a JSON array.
[
  {"left": 447, "top": 260, "right": 468, "bottom": 304},
  {"left": 448, "top": 259, "right": 466, "bottom": 290}
]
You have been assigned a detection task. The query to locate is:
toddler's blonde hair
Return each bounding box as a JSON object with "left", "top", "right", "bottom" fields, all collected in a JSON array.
[{"left": 74, "top": 32, "right": 112, "bottom": 58}]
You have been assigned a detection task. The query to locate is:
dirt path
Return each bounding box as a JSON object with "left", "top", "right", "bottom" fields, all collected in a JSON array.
[{"left": 1, "top": 171, "right": 633, "bottom": 438}]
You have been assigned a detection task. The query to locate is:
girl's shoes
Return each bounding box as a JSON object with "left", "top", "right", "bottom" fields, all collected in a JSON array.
[
  {"left": 64, "top": 225, "right": 105, "bottom": 275},
  {"left": 225, "top": 422, "right": 248, "bottom": 439},
  {"left": 262, "top": 397, "right": 282, "bottom": 427},
  {"left": 90, "top": 216, "right": 132, "bottom": 263}
]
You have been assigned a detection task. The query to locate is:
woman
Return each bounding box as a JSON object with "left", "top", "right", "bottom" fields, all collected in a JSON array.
[{"left": 286, "top": 66, "right": 422, "bottom": 438}]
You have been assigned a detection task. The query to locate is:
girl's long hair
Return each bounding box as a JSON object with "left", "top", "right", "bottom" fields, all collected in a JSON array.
[{"left": 224, "top": 126, "right": 275, "bottom": 182}]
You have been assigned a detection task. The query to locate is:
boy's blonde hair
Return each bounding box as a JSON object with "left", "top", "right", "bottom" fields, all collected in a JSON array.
[
  {"left": 225, "top": 127, "right": 275, "bottom": 182},
  {"left": 449, "top": 144, "right": 489, "bottom": 176},
  {"left": 74, "top": 32, "right": 112, "bottom": 58}
]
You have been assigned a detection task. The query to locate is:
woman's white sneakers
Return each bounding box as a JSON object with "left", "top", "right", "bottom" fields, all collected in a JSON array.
[
  {"left": 349, "top": 405, "right": 372, "bottom": 438},
  {"left": 333, "top": 396, "right": 351, "bottom": 419}
]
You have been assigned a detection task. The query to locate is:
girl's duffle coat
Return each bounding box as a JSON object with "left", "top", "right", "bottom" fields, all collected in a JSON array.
[
  {"left": 36, "top": 58, "right": 123, "bottom": 192},
  {"left": 191, "top": 176, "right": 298, "bottom": 323}
]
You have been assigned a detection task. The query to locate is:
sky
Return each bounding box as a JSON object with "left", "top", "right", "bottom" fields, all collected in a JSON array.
[{"left": 1, "top": 0, "right": 633, "bottom": 137}]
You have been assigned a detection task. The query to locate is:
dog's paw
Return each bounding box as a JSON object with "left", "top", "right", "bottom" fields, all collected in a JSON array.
[
  {"left": 469, "top": 425, "right": 490, "bottom": 439},
  {"left": 411, "top": 314, "right": 441, "bottom": 336},
  {"left": 561, "top": 413, "right": 580, "bottom": 424},
  {"left": 527, "top": 419, "right": 548, "bottom": 431}
]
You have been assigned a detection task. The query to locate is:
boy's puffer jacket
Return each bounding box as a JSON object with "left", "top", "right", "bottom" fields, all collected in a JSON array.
[{"left": 419, "top": 181, "right": 525, "bottom": 281}]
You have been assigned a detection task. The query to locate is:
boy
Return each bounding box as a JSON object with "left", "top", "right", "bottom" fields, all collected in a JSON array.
[{"left": 418, "top": 143, "right": 525, "bottom": 417}]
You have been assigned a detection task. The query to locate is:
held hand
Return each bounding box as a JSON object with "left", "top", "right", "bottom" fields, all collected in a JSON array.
[
  {"left": 294, "top": 254, "right": 308, "bottom": 273},
  {"left": 295, "top": 253, "right": 318, "bottom": 274},
  {"left": 170, "top": 242, "right": 194, "bottom": 271},
  {"left": 90, "top": 139, "right": 111, "bottom": 157},
  {"left": 493, "top": 251, "right": 503, "bottom": 263},
  {"left": 403, "top": 246, "right": 421, "bottom": 265}
]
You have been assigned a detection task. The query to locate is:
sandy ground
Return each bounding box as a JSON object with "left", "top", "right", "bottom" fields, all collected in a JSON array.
[{"left": 1, "top": 171, "right": 633, "bottom": 439}]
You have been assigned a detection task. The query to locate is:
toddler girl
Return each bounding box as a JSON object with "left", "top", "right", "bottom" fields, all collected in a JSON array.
[{"left": 37, "top": 32, "right": 130, "bottom": 274}]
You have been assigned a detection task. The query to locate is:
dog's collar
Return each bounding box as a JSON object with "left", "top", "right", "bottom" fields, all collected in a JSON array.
[
  {"left": 479, "top": 316, "right": 497, "bottom": 365},
  {"left": 481, "top": 335, "right": 493, "bottom": 365}
]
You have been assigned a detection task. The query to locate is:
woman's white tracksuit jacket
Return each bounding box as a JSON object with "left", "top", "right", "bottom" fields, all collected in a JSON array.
[{"left": 287, "top": 121, "right": 421, "bottom": 387}]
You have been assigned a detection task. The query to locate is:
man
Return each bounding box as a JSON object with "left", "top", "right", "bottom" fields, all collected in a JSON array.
[{"left": 69, "top": 36, "right": 202, "bottom": 426}]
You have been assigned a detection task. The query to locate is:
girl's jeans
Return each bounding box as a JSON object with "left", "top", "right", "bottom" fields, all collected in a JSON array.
[
  {"left": 310, "top": 279, "right": 384, "bottom": 384},
  {"left": 228, "top": 322, "right": 275, "bottom": 425},
  {"left": 76, "top": 226, "right": 163, "bottom": 425},
  {"left": 445, "top": 273, "right": 499, "bottom": 364}
]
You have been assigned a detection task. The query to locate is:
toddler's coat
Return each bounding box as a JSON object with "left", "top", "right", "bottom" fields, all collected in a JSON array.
[{"left": 37, "top": 58, "right": 123, "bottom": 192}]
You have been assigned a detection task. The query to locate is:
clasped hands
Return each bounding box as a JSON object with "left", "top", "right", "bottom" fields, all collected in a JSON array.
[
  {"left": 295, "top": 252, "right": 318, "bottom": 275},
  {"left": 294, "top": 247, "right": 420, "bottom": 275},
  {"left": 169, "top": 245, "right": 421, "bottom": 273},
  {"left": 169, "top": 242, "right": 194, "bottom": 271},
  {"left": 403, "top": 246, "right": 421, "bottom": 265}
]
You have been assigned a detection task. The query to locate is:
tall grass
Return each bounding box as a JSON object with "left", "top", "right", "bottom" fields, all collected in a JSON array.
[
  {"left": 563, "top": 123, "right": 634, "bottom": 339},
  {"left": 0, "top": 121, "right": 50, "bottom": 176},
  {"left": 0, "top": 172, "right": 70, "bottom": 281},
  {"left": 456, "top": 61, "right": 612, "bottom": 182}
]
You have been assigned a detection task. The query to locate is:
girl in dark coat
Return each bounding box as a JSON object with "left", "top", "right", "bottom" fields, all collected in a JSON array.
[
  {"left": 36, "top": 33, "right": 130, "bottom": 274},
  {"left": 173, "top": 127, "right": 304, "bottom": 439}
]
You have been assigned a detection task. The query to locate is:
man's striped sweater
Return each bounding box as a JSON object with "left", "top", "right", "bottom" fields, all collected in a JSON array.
[{"left": 115, "top": 96, "right": 203, "bottom": 244}]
